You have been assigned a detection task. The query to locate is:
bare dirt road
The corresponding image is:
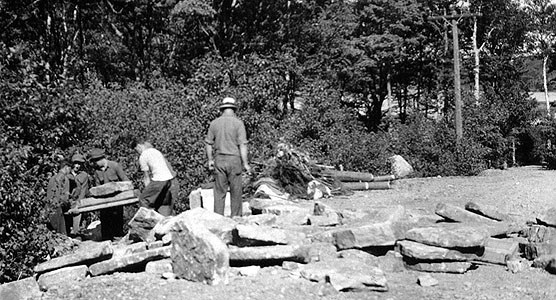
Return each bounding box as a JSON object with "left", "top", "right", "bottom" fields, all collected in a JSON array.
[{"left": 42, "top": 166, "right": 556, "bottom": 300}]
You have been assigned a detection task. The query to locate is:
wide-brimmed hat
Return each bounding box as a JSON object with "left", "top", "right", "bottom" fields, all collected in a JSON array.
[
  {"left": 88, "top": 148, "right": 105, "bottom": 161},
  {"left": 219, "top": 97, "right": 238, "bottom": 110},
  {"left": 71, "top": 153, "right": 86, "bottom": 163}
]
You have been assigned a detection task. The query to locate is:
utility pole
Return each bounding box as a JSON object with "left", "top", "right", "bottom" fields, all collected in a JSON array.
[{"left": 428, "top": 10, "right": 481, "bottom": 144}]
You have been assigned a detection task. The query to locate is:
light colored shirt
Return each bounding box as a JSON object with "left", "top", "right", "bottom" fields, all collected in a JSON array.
[
  {"left": 139, "top": 148, "right": 174, "bottom": 181},
  {"left": 205, "top": 115, "right": 247, "bottom": 156}
]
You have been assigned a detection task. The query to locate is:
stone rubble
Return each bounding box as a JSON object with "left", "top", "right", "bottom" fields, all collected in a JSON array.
[{"left": 6, "top": 194, "right": 556, "bottom": 298}]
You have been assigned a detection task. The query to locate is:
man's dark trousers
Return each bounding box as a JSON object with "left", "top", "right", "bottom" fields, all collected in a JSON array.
[{"left": 214, "top": 155, "right": 242, "bottom": 217}]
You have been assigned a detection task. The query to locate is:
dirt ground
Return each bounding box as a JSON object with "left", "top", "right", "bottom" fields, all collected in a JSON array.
[{"left": 41, "top": 166, "right": 556, "bottom": 300}]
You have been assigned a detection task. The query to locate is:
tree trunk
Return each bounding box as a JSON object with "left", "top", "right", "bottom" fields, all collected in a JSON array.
[
  {"left": 473, "top": 16, "right": 480, "bottom": 104},
  {"left": 543, "top": 54, "right": 550, "bottom": 115}
]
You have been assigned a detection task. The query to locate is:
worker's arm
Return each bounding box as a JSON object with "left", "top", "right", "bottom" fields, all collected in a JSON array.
[
  {"left": 240, "top": 143, "right": 251, "bottom": 173},
  {"left": 142, "top": 171, "right": 151, "bottom": 187},
  {"left": 205, "top": 143, "right": 215, "bottom": 171}
]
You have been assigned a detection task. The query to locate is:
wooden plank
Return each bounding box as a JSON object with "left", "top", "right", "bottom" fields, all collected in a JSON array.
[
  {"left": 80, "top": 190, "right": 139, "bottom": 208},
  {"left": 77, "top": 198, "right": 139, "bottom": 213}
]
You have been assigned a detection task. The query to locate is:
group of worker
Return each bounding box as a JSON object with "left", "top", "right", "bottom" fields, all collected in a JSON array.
[{"left": 46, "top": 97, "right": 250, "bottom": 240}]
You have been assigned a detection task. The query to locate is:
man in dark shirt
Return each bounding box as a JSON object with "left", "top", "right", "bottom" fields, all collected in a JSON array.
[
  {"left": 46, "top": 160, "right": 72, "bottom": 235},
  {"left": 88, "top": 148, "right": 129, "bottom": 240},
  {"left": 205, "top": 97, "right": 251, "bottom": 217},
  {"left": 67, "top": 153, "right": 90, "bottom": 235}
]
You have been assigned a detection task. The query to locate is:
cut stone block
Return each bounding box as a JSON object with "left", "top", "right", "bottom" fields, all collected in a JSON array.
[
  {"left": 34, "top": 241, "right": 113, "bottom": 274},
  {"left": 128, "top": 207, "right": 165, "bottom": 242},
  {"left": 537, "top": 207, "right": 556, "bottom": 228},
  {"left": 477, "top": 238, "right": 519, "bottom": 265},
  {"left": 300, "top": 258, "right": 388, "bottom": 292},
  {"left": 37, "top": 265, "right": 88, "bottom": 291},
  {"left": 0, "top": 277, "right": 42, "bottom": 300},
  {"left": 397, "top": 240, "right": 479, "bottom": 261},
  {"left": 249, "top": 198, "right": 293, "bottom": 213},
  {"left": 79, "top": 189, "right": 138, "bottom": 208},
  {"left": 88, "top": 181, "right": 134, "bottom": 197},
  {"left": 188, "top": 188, "right": 202, "bottom": 209},
  {"left": 89, "top": 246, "right": 172, "bottom": 276},
  {"left": 435, "top": 203, "right": 498, "bottom": 224},
  {"left": 145, "top": 259, "right": 173, "bottom": 274},
  {"left": 405, "top": 261, "right": 472, "bottom": 273},
  {"left": 262, "top": 204, "right": 311, "bottom": 216},
  {"left": 234, "top": 224, "right": 307, "bottom": 246},
  {"left": 154, "top": 207, "right": 237, "bottom": 244},
  {"left": 465, "top": 202, "right": 513, "bottom": 222},
  {"left": 112, "top": 242, "right": 147, "bottom": 258},
  {"left": 295, "top": 242, "right": 338, "bottom": 263},
  {"left": 377, "top": 250, "right": 406, "bottom": 273},
  {"left": 236, "top": 266, "right": 261, "bottom": 277},
  {"left": 405, "top": 225, "right": 490, "bottom": 248},
  {"left": 308, "top": 213, "right": 341, "bottom": 227},
  {"left": 228, "top": 245, "right": 303, "bottom": 263},
  {"left": 239, "top": 214, "right": 277, "bottom": 226},
  {"left": 171, "top": 217, "right": 229, "bottom": 285},
  {"left": 148, "top": 241, "right": 164, "bottom": 250}
]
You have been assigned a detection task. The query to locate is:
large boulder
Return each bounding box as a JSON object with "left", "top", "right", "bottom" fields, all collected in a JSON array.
[
  {"left": 154, "top": 207, "right": 237, "bottom": 244},
  {"left": 171, "top": 217, "right": 229, "bottom": 285},
  {"left": 388, "top": 155, "right": 413, "bottom": 179}
]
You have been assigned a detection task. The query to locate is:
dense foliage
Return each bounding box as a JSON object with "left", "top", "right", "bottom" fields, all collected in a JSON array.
[{"left": 3, "top": 0, "right": 556, "bottom": 283}]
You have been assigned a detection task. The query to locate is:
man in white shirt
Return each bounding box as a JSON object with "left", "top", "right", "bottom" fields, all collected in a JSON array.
[{"left": 134, "top": 140, "right": 177, "bottom": 216}]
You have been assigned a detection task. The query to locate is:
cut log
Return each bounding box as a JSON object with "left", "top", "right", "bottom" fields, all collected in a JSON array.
[
  {"left": 342, "top": 181, "right": 390, "bottom": 190},
  {"left": 322, "top": 170, "right": 375, "bottom": 182},
  {"left": 77, "top": 198, "right": 139, "bottom": 213},
  {"left": 79, "top": 190, "right": 139, "bottom": 208}
]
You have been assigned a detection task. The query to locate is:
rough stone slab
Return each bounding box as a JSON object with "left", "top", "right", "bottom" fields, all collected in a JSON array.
[
  {"left": 128, "top": 207, "right": 165, "bottom": 242},
  {"left": 77, "top": 197, "right": 139, "bottom": 213},
  {"left": 171, "top": 218, "right": 229, "bottom": 285},
  {"left": 37, "top": 265, "right": 88, "bottom": 291},
  {"left": 295, "top": 242, "right": 338, "bottom": 263},
  {"left": 523, "top": 241, "right": 556, "bottom": 260},
  {"left": 405, "top": 261, "right": 472, "bottom": 273},
  {"left": 234, "top": 224, "right": 307, "bottom": 246},
  {"left": 228, "top": 245, "right": 302, "bottom": 263},
  {"left": 274, "top": 211, "right": 310, "bottom": 226},
  {"left": 300, "top": 258, "right": 388, "bottom": 292},
  {"left": 405, "top": 225, "right": 490, "bottom": 248},
  {"left": 89, "top": 181, "right": 134, "bottom": 197},
  {"left": 249, "top": 198, "right": 293, "bottom": 212},
  {"left": 477, "top": 238, "right": 519, "bottom": 265},
  {"left": 188, "top": 188, "right": 202, "bottom": 209},
  {"left": 465, "top": 202, "right": 513, "bottom": 222},
  {"left": 145, "top": 259, "right": 173, "bottom": 274},
  {"left": 435, "top": 203, "right": 498, "bottom": 224},
  {"left": 239, "top": 214, "right": 277, "bottom": 226},
  {"left": 262, "top": 204, "right": 311, "bottom": 216},
  {"left": 537, "top": 207, "right": 556, "bottom": 228},
  {"left": 148, "top": 241, "right": 164, "bottom": 250},
  {"left": 398, "top": 240, "right": 479, "bottom": 261},
  {"left": 112, "top": 242, "right": 147, "bottom": 258},
  {"left": 34, "top": 241, "right": 113, "bottom": 274},
  {"left": 377, "top": 250, "right": 406, "bottom": 273},
  {"left": 0, "top": 277, "right": 42, "bottom": 300},
  {"left": 308, "top": 213, "right": 341, "bottom": 227},
  {"left": 389, "top": 155, "right": 413, "bottom": 179},
  {"left": 417, "top": 274, "right": 439, "bottom": 287},
  {"left": 333, "top": 222, "right": 399, "bottom": 249},
  {"left": 236, "top": 266, "right": 261, "bottom": 277},
  {"left": 89, "top": 246, "right": 172, "bottom": 276},
  {"left": 532, "top": 254, "right": 556, "bottom": 269},
  {"left": 79, "top": 189, "right": 139, "bottom": 208},
  {"left": 154, "top": 207, "right": 237, "bottom": 244}
]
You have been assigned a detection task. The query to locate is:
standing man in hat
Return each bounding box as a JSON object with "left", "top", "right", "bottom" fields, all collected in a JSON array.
[
  {"left": 88, "top": 148, "right": 129, "bottom": 240},
  {"left": 205, "top": 97, "right": 251, "bottom": 217},
  {"left": 46, "top": 160, "right": 72, "bottom": 235},
  {"left": 67, "top": 153, "right": 90, "bottom": 235},
  {"left": 133, "top": 140, "right": 177, "bottom": 216}
]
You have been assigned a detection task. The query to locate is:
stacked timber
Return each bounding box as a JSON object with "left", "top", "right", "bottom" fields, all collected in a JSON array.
[{"left": 76, "top": 181, "right": 139, "bottom": 213}]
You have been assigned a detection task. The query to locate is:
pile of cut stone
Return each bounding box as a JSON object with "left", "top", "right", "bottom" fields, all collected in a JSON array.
[{"left": 3, "top": 195, "right": 556, "bottom": 299}]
